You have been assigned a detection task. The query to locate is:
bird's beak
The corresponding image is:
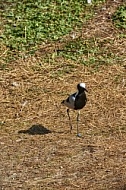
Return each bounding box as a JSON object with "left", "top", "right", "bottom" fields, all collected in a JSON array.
[{"left": 85, "top": 88, "right": 88, "bottom": 92}]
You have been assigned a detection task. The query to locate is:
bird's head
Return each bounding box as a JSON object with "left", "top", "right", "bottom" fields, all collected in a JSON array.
[{"left": 77, "top": 83, "right": 88, "bottom": 92}]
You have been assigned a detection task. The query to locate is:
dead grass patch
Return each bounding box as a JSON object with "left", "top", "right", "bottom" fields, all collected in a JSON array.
[
  {"left": 0, "top": 59, "right": 126, "bottom": 189},
  {"left": 0, "top": 0, "right": 126, "bottom": 189}
]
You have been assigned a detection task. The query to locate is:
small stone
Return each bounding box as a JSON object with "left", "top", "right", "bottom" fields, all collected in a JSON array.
[{"left": 12, "top": 81, "right": 19, "bottom": 87}]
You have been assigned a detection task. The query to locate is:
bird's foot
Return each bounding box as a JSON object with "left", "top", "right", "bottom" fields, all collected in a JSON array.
[{"left": 77, "top": 133, "right": 82, "bottom": 137}]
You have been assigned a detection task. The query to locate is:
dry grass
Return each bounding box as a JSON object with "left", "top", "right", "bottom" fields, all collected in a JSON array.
[{"left": 0, "top": 0, "right": 126, "bottom": 189}]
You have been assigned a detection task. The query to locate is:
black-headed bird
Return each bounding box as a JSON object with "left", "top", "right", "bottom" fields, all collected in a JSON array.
[{"left": 61, "top": 83, "right": 88, "bottom": 137}]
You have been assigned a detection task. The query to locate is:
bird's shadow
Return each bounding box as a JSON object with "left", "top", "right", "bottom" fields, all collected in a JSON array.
[{"left": 18, "top": 124, "right": 52, "bottom": 135}]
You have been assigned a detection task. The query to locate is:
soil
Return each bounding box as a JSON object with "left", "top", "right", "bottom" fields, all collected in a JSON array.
[{"left": 0, "top": 0, "right": 126, "bottom": 189}]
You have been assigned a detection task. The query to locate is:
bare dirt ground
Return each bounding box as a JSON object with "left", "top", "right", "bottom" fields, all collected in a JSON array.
[{"left": 0, "top": 0, "right": 126, "bottom": 189}]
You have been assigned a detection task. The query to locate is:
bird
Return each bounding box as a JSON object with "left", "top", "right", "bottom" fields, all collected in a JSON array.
[{"left": 61, "top": 83, "right": 88, "bottom": 137}]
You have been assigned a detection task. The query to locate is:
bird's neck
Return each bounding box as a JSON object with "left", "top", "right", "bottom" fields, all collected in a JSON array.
[{"left": 78, "top": 90, "right": 84, "bottom": 94}]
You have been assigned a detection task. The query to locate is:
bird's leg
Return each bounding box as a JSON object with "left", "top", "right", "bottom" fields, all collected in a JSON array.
[
  {"left": 76, "top": 110, "right": 81, "bottom": 137},
  {"left": 67, "top": 109, "right": 72, "bottom": 133}
]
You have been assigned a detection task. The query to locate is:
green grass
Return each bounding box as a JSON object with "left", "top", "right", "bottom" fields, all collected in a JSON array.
[
  {"left": 1, "top": 0, "right": 104, "bottom": 56},
  {"left": 112, "top": 4, "right": 126, "bottom": 29},
  {"left": 49, "top": 37, "right": 124, "bottom": 68},
  {"left": 0, "top": 0, "right": 125, "bottom": 69}
]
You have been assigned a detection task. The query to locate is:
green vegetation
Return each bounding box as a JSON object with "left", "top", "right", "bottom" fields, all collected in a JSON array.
[
  {"left": 0, "top": 0, "right": 125, "bottom": 68},
  {"left": 1, "top": 0, "right": 104, "bottom": 55},
  {"left": 48, "top": 37, "right": 124, "bottom": 68},
  {"left": 112, "top": 5, "right": 126, "bottom": 29}
]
